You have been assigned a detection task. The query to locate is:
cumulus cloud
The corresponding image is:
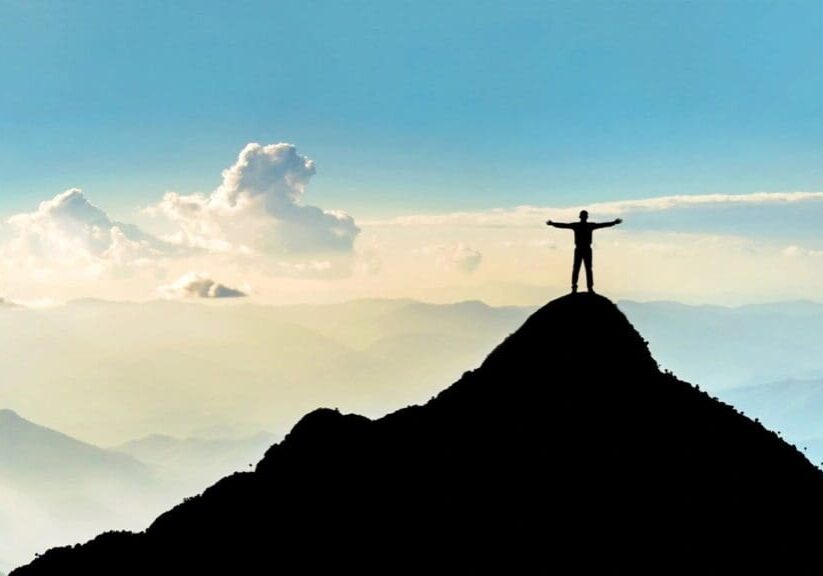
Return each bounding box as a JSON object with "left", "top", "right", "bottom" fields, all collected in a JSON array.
[
  {"left": 4, "top": 189, "right": 173, "bottom": 272},
  {"left": 159, "top": 273, "right": 247, "bottom": 299},
  {"left": 148, "top": 143, "right": 360, "bottom": 256},
  {"left": 421, "top": 243, "right": 483, "bottom": 274}
]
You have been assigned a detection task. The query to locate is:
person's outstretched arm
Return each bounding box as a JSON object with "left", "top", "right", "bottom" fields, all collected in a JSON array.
[
  {"left": 546, "top": 220, "right": 573, "bottom": 229},
  {"left": 592, "top": 218, "right": 623, "bottom": 229}
]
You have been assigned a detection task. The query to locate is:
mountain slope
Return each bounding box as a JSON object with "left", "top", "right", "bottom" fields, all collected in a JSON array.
[
  {"left": 14, "top": 294, "right": 823, "bottom": 574},
  {"left": 0, "top": 411, "right": 159, "bottom": 573},
  {"left": 0, "top": 410, "right": 147, "bottom": 487}
]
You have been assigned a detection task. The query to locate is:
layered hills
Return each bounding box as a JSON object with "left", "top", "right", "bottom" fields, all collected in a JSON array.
[{"left": 13, "top": 294, "right": 823, "bottom": 573}]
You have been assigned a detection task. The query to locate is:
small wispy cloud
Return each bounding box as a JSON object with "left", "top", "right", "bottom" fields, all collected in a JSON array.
[
  {"left": 419, "top": 243, "right": 483, "bottom": 274},
  {"left": 363, "top": 191, "right": 823, "bottom": 231}
]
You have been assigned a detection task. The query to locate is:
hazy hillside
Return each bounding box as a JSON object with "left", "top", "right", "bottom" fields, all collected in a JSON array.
[
  {"left": 113, "top": 433, "right": 277, "bottom": 495},
  {"left": 719, "top": 379, "right": 823, "bottom": 464},
  {"left": 2, "top": 295, "right": 822, "bottom": 443},
  {"left": 0, "top": 409, "right": 277, "bottom": 572},
  {"left": 5, "top": 297, "right": 823, "bottom": 448},
  {"left": 618, "top": 299, "right": 823, "bottom": 389},
  {"left": 0, "top": 299, "right": 531, "bottom": 445},
  {"left": 0, "top": 411, "right": 159, "bottom": 573},
  {"left": 14, "top": 294, "right": 823, "bottom": 574},
  {"left": 0, "top": 409, "right": 147, "bottom": 486}
]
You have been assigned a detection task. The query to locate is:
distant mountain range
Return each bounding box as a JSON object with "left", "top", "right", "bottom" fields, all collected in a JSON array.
[
  {"left": 0, "top": 298, "right": 532, "bottom": 445},
  {"left": 5, "top": 297, "right": 823, "bottom": 448},
  {"left": 619, "top": 299, "right": 823, "bottom": 389},
  {"left": 112, "top": 432, "right": 277, "bottom": 495},
  {"left": 13, "top": 294, "right": 823, "bottom": 573},
  {"left": 720, "top": 378, "right": 823, "bottom": 465}
]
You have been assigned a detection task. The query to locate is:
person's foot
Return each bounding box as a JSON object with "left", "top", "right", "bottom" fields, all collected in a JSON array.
[
  {"left": 571, "top": 286, "right": 578, "bottom": 294},
  {"left": 588, "top": 287, "right": 596, "bottom": 294}
]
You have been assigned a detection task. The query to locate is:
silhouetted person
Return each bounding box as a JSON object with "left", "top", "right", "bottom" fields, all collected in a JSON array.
[{"left": 546, "top": 210, "right": 622, "bottom": 293}]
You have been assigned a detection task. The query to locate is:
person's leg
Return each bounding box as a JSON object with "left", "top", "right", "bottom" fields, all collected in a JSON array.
[
  {"left": 584, "top": 248, "right": 594, "bottom": 292},
  {"left": 571, "top": 248, "right": 582, "bottom": 293}
]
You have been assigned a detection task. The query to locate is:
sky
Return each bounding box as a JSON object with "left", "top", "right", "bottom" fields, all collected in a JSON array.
[{"left": 2, "top": 0, "right": 823, "bottom": 305}]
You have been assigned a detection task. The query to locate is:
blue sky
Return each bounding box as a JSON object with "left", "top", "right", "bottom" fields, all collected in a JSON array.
[
  {"left": 3, "top": 1, "right": 823, "bottom": 218},
  {"left": 3, "top": 1, "right": 823, "bottom": 306}
]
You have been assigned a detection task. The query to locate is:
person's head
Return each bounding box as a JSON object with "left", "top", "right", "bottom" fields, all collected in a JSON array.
[{"left": 579, "top": 210, "right": 589, "bottom": 222}]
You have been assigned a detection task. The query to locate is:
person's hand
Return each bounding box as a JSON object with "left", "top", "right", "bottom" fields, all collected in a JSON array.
[
  {"left": 615, "top": 218, "right": 623, "bottom": 224},
  {"left": 546, "top": 219, "right": 553, "bottom": 226}
]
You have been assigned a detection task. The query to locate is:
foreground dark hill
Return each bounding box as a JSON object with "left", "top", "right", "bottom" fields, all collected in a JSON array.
[{"left": 15, "top": 294, "right": 823, "bottom": 573}]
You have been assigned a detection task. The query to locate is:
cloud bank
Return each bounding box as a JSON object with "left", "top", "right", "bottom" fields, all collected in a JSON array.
[
  {"left": 148, "top": 143, "right": 360, "bottom": 255},
  {"left": 0, "top": 143, "right": 365, "bottom": 302},
  {"left": 365, "top": 191, "right": 823, "bottom": 242}
]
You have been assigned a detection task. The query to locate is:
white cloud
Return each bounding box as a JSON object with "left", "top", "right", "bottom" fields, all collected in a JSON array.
[
  {"left": 159, "top": 273, "right": 247, "bottom": 299},
  {"left": 420, "top": 243, "right": 483, "bottom": 274},
  {"left": 583, "top": 191, "right": 823, "bottom": 214},
  {"left": 274, "top": 260, "right": 333, "bottom": 275},
  {"left": 148, "top": 143, "right": 360, "bottom": 256},
  {"left": 351, "top": 233, "right": 384, "bottom": 276},
  {"left": 3, "top": 189, "right": 173, "bottom": 273},
  {"left": 783, "top": 245, "right": 823, "bottom": 258},
  {"left": 363, "top": 191, "right": 823, "bottom": 231}
]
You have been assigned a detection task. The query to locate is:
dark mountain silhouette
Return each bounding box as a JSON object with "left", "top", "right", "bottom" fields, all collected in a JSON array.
[{"left": 13, "top": 294, "right": 823, "bottom": 574}]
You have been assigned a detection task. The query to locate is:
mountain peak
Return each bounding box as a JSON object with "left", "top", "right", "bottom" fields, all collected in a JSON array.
[
  {"left": 482, "top": 292, "right": 658, "bottom": 370},
  {"left": 13, "top": 294, "right": 823, "bottom": 573}
]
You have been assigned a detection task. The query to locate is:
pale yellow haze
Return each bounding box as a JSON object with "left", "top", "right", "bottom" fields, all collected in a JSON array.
[{"left": 2, "top": 191, "right": 822, "bottom": 306}]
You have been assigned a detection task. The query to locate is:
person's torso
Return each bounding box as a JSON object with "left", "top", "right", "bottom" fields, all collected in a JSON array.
[{"left": 572, "top": 223, "right": 593, "bottom": 246}]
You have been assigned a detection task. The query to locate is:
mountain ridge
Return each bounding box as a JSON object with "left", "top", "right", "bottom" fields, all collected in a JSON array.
[{"left": 13, "top": 293, "right": 823, "bottom": 573}]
